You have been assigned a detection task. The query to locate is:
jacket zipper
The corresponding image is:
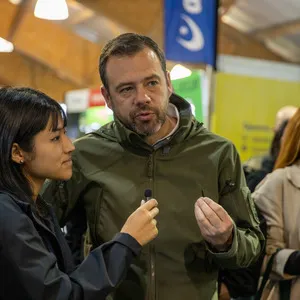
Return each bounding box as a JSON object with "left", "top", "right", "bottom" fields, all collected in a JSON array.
[
  {"left": 147, "top": 153, "right": 156, "bottom": 300},
  {"left": 149, "top": 244, "right": 156, "bottom": 300}
]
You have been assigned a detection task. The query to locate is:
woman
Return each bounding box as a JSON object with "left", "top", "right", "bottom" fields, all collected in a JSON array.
[
  {"left": 253, "top": 108, "right": 300, "bottom": 299},
  {"left": 0, "top": 87, "right": 159, "bottom": 300}
]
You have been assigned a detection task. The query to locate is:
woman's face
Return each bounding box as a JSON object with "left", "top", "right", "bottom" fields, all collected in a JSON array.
[{"left": 22, "top": 116, "right": 75, "bottom": 187}]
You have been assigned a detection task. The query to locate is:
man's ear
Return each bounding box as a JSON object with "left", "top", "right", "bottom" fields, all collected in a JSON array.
[
  {"left": 11, "top": 143, "right": 25, "bottom": 164},
  {"left": 166, "top": 71, "right": 173, "bottom": 97},
  {"left": 101, "top": 86, "right": 112, "bottom": 110}
]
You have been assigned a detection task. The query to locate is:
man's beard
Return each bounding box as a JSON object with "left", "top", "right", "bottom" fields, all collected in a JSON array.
[
  {"left": 117, "top": 104, "right": 168, "bottom": 136},
  {"left": 131, "top": 113, "right": 166, "bottom": 136}
]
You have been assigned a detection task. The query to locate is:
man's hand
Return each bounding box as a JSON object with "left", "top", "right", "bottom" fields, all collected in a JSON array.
[{"left": 194, "top": 197, "right": 234, "bottom": 251}]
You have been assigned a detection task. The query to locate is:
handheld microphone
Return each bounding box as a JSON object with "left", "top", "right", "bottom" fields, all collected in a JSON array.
[{"left": 144, "top": 189, "right": 152, "bottom": 201}]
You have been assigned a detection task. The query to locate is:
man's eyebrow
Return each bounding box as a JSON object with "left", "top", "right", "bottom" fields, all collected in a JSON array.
[
  {"left": 144, "top": 74, "right": 161, "bottom": 81},
  {"left": 115, "top": 81, "right": 135, "bottom": 91},
  {"left": 115, "top": 74, "right": 161, "bottom": 91}
]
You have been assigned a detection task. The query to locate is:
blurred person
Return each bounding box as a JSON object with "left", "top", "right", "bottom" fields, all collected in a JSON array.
[
  {"left": 246, "top": 120, "right": 288, "bottom": 193},
  {"left": 273, "top": 106, "right": 297, "bottom": 132},
  {"left": 243, "top": 106, "right": 297, "bottom": 176},
  {"left": 223, "top": 111, "right": 295, "bottom": 300},
  {"left": 253, "top": 108, "right": 300, "bottom": 299},
  {"left": 0, "top": 87, "right": 159, "bottom": 300},
  {"left": 42, "top": 33, "right": 263, "bottom": 300}
]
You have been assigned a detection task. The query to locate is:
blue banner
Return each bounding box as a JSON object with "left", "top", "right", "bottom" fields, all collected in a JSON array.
[{"left": 164, "top": 0, "right": 218, "bottom": 68}]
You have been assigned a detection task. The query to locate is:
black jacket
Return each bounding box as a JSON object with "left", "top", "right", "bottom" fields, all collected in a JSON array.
[
  {"left": 245, "top": 155, "right": 275, "bottom": 192},
  {"left": 0, "top": 192, "right": 141, "bottom": 300}
]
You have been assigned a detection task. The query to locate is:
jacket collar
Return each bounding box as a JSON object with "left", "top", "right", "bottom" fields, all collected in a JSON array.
[
  {"left": 286, "top": 160, "right": 300, "bottom": 188},
  {"left": 111, "top": 93, "right": 199, "bottom": 154}
]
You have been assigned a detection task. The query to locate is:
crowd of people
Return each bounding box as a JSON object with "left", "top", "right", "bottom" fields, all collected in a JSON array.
[{"left": 0, "top": 33, "right": 298, "bottom": 300}]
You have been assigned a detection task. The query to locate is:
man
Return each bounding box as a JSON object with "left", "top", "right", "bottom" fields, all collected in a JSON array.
[{"left": 43, "top": 33, "right": 263, "bottom": 300}]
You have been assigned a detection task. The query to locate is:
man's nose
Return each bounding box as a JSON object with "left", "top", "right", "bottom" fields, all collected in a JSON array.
[{"left": 135, "top": 86, "right": 151, "bottom": 105}]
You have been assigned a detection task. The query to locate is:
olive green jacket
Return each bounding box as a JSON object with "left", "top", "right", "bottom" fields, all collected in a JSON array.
[{"left": 42, "top": 94, "right": 264, "bottom": 300}]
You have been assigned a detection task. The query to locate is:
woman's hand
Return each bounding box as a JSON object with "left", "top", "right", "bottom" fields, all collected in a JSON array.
[{"left": 121, "top": 199, "right": 159, "bottom": 246}]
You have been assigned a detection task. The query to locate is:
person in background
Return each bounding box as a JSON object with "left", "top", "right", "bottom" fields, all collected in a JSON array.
[
  {"left": 0, "top": 87, "right": 159, "bottom": 300},
  {"left": 253, "top": 108, "right": 300, "bottom": 299},
  {"left": 273, "top": 105, "right": 297, "bottom": 133},
  {"left": 42, "top": 33, "right": 263, "bottom": 300},
  {"left": 245, "top": 120, "right": 288, "bottom": 193},
  {"left": 243, "top": 105, "right": 297, "bottom": 179},
  {"left": 220, "top": 108, "right": 296, "bottom": 300}
]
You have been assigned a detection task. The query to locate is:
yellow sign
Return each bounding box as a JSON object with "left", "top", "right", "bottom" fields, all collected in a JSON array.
[{"left": 213, "top": 73, "right": 300, "bottom": 162}]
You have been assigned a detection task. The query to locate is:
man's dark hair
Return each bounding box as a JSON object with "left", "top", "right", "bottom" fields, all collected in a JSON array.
[
  {"left": 0, "top": 87, "right": 67, "bottom": 203},
  {"left": 99, "top": 33, "right": 167, "bottom": 91}
]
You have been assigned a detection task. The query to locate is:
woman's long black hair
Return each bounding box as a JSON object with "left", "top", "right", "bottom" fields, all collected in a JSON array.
[{"left": 0, "top": 87, "right": 67, "bottom": 202}]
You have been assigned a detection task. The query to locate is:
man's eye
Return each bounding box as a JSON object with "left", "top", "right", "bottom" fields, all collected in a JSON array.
[
  {"left": 148, "top": 81, "right": 159, "bottom": 87},
  {"left": 120, "top": 87, "right": 133, "bottom": 93}
]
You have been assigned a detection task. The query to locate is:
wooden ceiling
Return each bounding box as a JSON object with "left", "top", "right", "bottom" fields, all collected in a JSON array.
[{"left": 1, "top": 0, "right": 299, "bottom": 100}]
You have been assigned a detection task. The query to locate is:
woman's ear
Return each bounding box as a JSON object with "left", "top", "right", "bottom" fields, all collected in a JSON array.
[{"left": 11, "top": 143, "right": 25, "bottom": 164}]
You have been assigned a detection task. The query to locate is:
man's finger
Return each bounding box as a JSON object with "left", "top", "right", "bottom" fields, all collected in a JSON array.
[
  {"left": 151, "top": 219, "right": 157, "bottom": 227},
  {"left": 194, "top": 204, "right": 214, "bottom": 233},
  {"left": 197, "top": 198, "right": 222, "bottom": 227},
  {"left": 150, "top": 207, "right": 159, "bottom": 218},
  {"left": 203, "top": 197, "right": 228, "bottom": 221},
  {"left": 141, "top": 198, "right": 158, "bottom": 210}
]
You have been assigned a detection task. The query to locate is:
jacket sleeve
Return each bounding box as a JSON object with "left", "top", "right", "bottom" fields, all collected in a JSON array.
[
  {"left": 0, "top": 197, "right": 141, "bottom": 300},
  {"left": 253, "top": 170, "right": 297, "bottom": 280},
  {"left": 284, "top": 251, "right": 300, "bottom": 275},
  {"left": 208, "top": 142, "right": 264, "bottom": 268}
]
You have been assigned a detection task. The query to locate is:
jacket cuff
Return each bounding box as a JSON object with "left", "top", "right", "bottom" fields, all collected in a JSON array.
[
  {"left": 113, "top": 233, "right": 142, "bottom": 256},
  {"left": 206, "top": 224, "right": 238, "bottom": 258},
  {"left": 284, "top": 250, "right": 300, "bottom": 275},
  {"left": 274, "top": 249, "right": 297, "bottom": 277}
]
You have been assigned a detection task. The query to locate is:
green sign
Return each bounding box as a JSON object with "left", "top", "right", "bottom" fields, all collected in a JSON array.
[{"left": 171, "top": 71, "right": 203, "bottom": 122}]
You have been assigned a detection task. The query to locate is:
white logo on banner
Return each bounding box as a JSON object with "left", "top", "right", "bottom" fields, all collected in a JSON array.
[
  {"left": 177, "top": 0, "right": 204, "bottom": 52},
  {"left": 183, "top": 0, "right": 202, "bottom": 14}
]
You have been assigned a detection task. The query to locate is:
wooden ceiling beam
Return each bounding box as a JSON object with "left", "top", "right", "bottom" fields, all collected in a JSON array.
[
  {"left": 76, "top": 0, "right": 162, "bottom": 34},
  {"left": 0, "top": 1, "right": 102, "bottom": 88},
  {"left": 6, "top": 0, "right": 30, "bottom": 42},
  {"left": 0, "top": 51, "right": 81, "bottom": 101},
  {"left": 252, "top": 19, "right": 300, "bottom": 40},
  {"left": 0, "top": 2, "right": 18, "bottom": 39},
  {"left": 67, "top": 9, "right": 94, "bottom": 25},
  {"left": 219, "top": 0, "right": 236, "bottom": 16},
  {"left": 219, "top": 22, "right": 284, "bottom": 61},
  {"left": 12, "top": 13, "right": 101, "bottom": 87}
]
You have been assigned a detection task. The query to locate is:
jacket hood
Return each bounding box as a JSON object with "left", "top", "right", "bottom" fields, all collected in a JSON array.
[{"left": 91, "top": 93, "right": 204, "bottom": 154}]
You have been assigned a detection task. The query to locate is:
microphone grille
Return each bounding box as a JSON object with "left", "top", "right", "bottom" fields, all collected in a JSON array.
[{"left": 144, "top": 189, "right": 152, "bottom": 198}]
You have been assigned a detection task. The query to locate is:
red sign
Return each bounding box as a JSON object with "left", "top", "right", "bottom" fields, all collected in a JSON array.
[{"left": 88, "top": 88, "right": 105, "bottom": 107}]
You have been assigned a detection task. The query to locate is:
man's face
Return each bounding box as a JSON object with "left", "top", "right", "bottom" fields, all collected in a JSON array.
[{"left": 101, "top": 48, "right": 173, "bottom": 136}]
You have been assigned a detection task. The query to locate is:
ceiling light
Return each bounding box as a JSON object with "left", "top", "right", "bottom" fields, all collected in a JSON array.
[
  {"left": 0, "top": 37, "right": 14, "bottom": 53},
  {"left": 170, "top": 64, "right": 192, "bottom": 80},
  {"left": 34, "top": 0, "right": 69, "bottom": 21},
  {"left": 9, "top": 0, "right": 23, "bottom": 4}
]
